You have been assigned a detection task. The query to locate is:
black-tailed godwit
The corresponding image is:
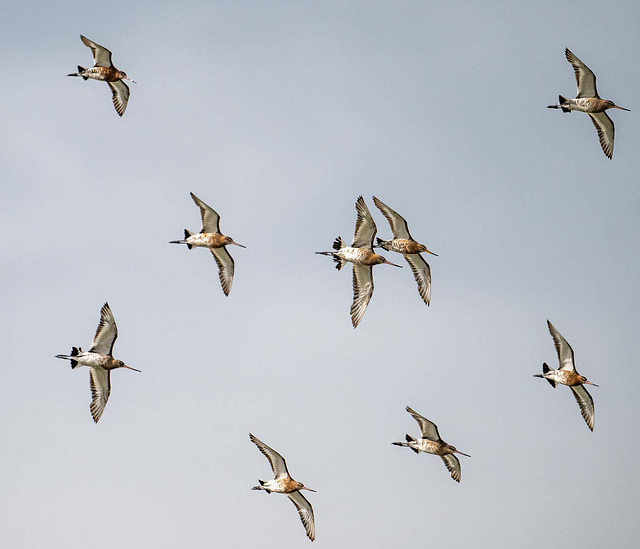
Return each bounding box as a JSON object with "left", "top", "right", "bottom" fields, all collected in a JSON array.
[
  {"left": 170, "top": 192, "right": 245, "bottom": 296},
  {"left": 392, "top": 406, "right": 470, "bottom": 482},
  {"left": 372, "top": 196, "right": 437, "bottom": 306},
  {"left": 249, "top": 433, "right": 316, "bottom": 541},
  {"left": 67, "top": 35, "right": 136, "bottom": 117},
  {"left": 55, "top": 303, "right": 140, "bottom": 423},
  {"left": 548, "top": 48, "right": 629, "bottom": 159},
  {"left": 316, "top": 196, "right": 401, "bottom": 328},
  {"left": 534, "top": 320, "right": 598, "bottom": 431}
]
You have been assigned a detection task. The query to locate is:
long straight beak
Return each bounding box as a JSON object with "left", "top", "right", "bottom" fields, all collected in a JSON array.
[
  {"left": 425, "top": 249, "right": 438, "bottom": 257},
  {"left": 301, "top": 487, "right": 316, "bottom": 492},
  {"left": 614, "top": 105, "right": 630, "bottom": 111},
  {"left": 455, "top": 450, "right": 471, "bottom": 458},
  {"left": 384, "top": 259, "right": 403, "bottom": 268},
  {"left": 231, "top": 241, "right": 246, "bottom": 248},
  {"left": 123, "top": 364, "right": 142, "bottom": 372},
  {"left": 585, "top": 381, "right": 599, "bottom": 387}
]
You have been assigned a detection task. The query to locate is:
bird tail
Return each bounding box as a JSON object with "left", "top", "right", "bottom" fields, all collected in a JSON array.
[
  {"left": 251, "top": 480, "right": 270, "bottom": 493},
  {"left": 316, "top": 237, "right": 347, "bottom": 270},
  {"left": 375, "top": 237, "right": 390, "bottom": 250},
  {"left": 547, "top": 95, "right": 571, "bottom": 112},
  {"left": 55, "top": 346, "right": 80, "bottom": 368},
  {"left": 533, "top": 362, "right": 557, "bottom": 388},
  {"left": 169, "top": 229, "right": 193, "bottom": 249},
  {"left": 67, "top": 66, "right": 89, "bottom": 80},
  {"left": 392, "top": 435, "right": 419, "bottom": 454},
  {"left": 558, "top": 95, "right": 571, "bottom": 113}
]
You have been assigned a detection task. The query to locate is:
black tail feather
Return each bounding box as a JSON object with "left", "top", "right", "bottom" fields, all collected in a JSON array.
[
  {"left": 184, "top": 229, "right": 193, "bottom": 249},
  {"left": 332, "top": 237, "right": 343, "bottom": 251},
  {"left": 542, "top": 363, "right": 557, "bottom": 388},
  {"left": 70, "top": 347, "right": 79, "bottom": 368},
  {"left": 559, "top": 95, "right": 570, "bottom": 113}
]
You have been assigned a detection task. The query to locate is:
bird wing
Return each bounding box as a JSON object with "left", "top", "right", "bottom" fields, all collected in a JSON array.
[
  {"left": 404, "top": 254, "right": 432, "bottom": 306},
  {"left": 546, "top": 320, "right": 576, "bottom": 372},
  {"left": 249, "top": 433, "right": 290, "bottom": 479},
  {"left": 570, "top": 385, "right": 595, "bottom": 431},
  {"left": 352, "top": 196, "right": 377, "bottom": 248},
  {"left": 210, "top": 247, "right": 235, "bottom": 296},
  {"left": 288, "top": 491, "right": 316, "bottom": 541},
  {"left": 405, "top": 406, "right": 440, "bottom": 440},
  {"left": 190, "top": 192, "right": 221, "bottom": 233},
  {"left": 565, "top": 48, "right": 598, "bottom": 98},
  {"left": 80, "top": 35, "right": 114, "bottom": 68},
  {"left": 89, "top": 302, "right": 118, "bottom": 355},
  {"left": 441, "top": 454, "right": 462, "bottom": 483},
  {"left": 107, "top": 80, "right": 130, "bottom": 117},
  {"left": 350, "top": 265, "right": 374, "bottom": 328},
  {"left": 372, "top": 196, "right": 412, "bottom": 239},
  {"left": 588, "top": 112, "right": 615, "bottom": 159},
  {"left": 89, "top": 368, "right": 111, "bottom": 423}
]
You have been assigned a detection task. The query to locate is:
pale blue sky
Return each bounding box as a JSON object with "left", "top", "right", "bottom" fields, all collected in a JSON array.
[{"left": 1, "top": 1, "right": 639, "bottom": 547}]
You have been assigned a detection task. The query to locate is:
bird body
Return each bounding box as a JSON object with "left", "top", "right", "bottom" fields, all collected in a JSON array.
[
  {"left": 170, "top": 192, "right": 245, "bottom": 296},
  {"left": 55, "top": 303, "right": 140, "bottom": 423},
  {"left": 376, "top": 238, "right": 428, "bottom": 255},
  {"left": 558, "top": 96, "right": 621, "bottom": 114},
  {"left": 548, "top": 48, "right": 629, "bottom": 159},
  {"left": 68, "top": 35, "right": 135, "bottom": 116},
  {"left": 316, "top": 196, "right": 401, "bottom": 328},
  {"left": 327, "top": 241, "right": 392, "bottom": 268},
  {"left": 182, "top": 231, "right": 234, "bottom": 249},
  {"left": 534, "top": 320, "right": 598, "bottom": 431},
  {"left": 249, "top": 433, "right": 316, "bottom": 541},
  {"left": 392, "top": 406, "right": 469, "bottom": 483}
]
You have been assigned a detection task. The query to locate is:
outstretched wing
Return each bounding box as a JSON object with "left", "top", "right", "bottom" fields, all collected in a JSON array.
[
  {"left": 441, "top": 454, "right": 462, "bottom": 483},
  {"left": 565, "top": 48, "right": 599, "bottom": 98},
  {"left": 352, "top": 196, "right": 377, "bottom": 248},
  {"left": 288, "top": 491, "right": 316, "bottom": 541},
  {"left": 210, "top": 247, "right": 235, "bottom": 296},
  {"left": 80, "top": 35, "right": 114, "bottom": 68},
  {"left": 89, "top": 368, "right": 111, "bottom": 423},
  {"left": 372, "top": 196, "right": 412, "bottom": 239},
  {"left": 190, "top": 192, "right": 221, "bottom": 234},
  {"left": 249, "top": 433, "right": 290, "bottom": 479},
  {"left": 89, "top": 303, "right": 118, "bottom": 355},
  {"left": 108, "top": 80, "right": 130, "bottom": 117},
  {"left": 351, "top": 265, "right": 374, "bottom": 328},
  {"left": 405, "top": 406, "right": 440, "bottom": 441},
  {"left": 570, "top": 385, "right": 595, "bottom": 431},
  {"left": 588, "top": 112, "right": 615, "bottom": 159},
  {"left": 404, "top": 254, "right": 432, "bottom": 306},
  {"left": 546, "top": 320, "right": 576, "bottom": 372}
]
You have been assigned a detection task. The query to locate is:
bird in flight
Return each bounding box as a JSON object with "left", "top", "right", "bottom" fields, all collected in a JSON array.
[
  {"left": 249, "top": 433, "right": 316, "bottom": 541},
  {"left": 55, "top": 302, "right": 140, "bottom": 423},
  {"left": 548, "top": 48, "right": 629, "bottom": 159},
  {"left": 67, "top": 34, "right": 136, "bottom": 116}
]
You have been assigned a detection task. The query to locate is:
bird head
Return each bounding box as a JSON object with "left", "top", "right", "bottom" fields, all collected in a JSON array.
[
  {"left": 605, "top": 100, "right": 630, "bottom": 111},
  {"left": 376, "top": 255, "right": 402, "bottom": 268},
  {"left": 225, "top": 236, "right": 246, "bottom": 248},
  {"left": 417, "top": 243, "right": 438, "bottom": 256},
  {"left": 296, "top": 482, "right": 316, "bottom": 493},
  {"left": 450, "top": 445, "right": 471, "bottom": 457},
  {"left": 116, "top": 70, "right": 137, "bottom": 84},
  {"left": 580, "top": 375, "right": 598, "bottom": 387},
  {"left": 115, "top": 359, "right": 141, "bottom": 372}
]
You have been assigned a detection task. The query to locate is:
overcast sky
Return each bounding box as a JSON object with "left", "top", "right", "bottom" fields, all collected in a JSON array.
[{"left": 1, "top": 1, "right": 639, "bottom": 547}]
